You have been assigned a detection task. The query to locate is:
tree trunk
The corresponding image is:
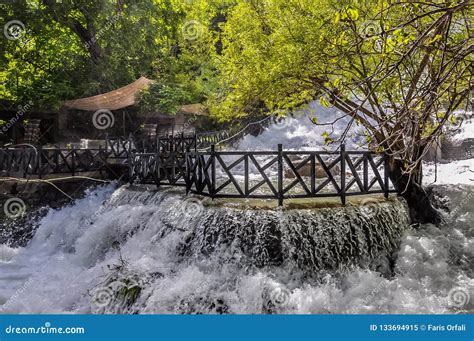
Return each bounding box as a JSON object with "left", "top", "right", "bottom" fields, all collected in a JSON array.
[{"left": 386, "top": 158, "right": 443, "bottom": 225}]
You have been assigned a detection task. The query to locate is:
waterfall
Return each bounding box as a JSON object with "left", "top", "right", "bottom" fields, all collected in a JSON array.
[
  {"left": 0, "top": 110, "right": 472, "bottom": 315},
  {"left": 2, "top": 182, "right": 470, "bottom": 315}
]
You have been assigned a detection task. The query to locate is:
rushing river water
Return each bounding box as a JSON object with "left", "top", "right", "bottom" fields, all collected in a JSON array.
[
  {"left": 0, "top": 109, "right": 472, "bottom": 314},
  {"left": 0, "top": 183, "right": 472, "bottom": 314}
]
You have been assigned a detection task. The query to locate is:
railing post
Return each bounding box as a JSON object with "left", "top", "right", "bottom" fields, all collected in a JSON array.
[
  {"left": 384, "top": 153, "right": 389, "bottom": 199},
  {"left": 128, "top": 152, "right": 133, "bottom": 184},
  {"left": 278, "top": 144, "right": 283, "bottom": 206},
  {"left": 210, "top": 144, "right": 216, "bottom": 198},
  {"left": 363, "top": 153, "right": 369, "bottom": 192},
  {"left": 23, "top": 149, "right": 29, "bottom": 178},
  {"left": 244, "top": 153, "right": 249, "bottom": 196},
  {"left": 185, "top": 150, "right": 190, "bottom": 195},
  {"left": 340, "top": 143, "right": 346, "bottom": 205},
  {"left": 71, "top": 146, "right": 76, "bottom": 176},
  {"left": 38, "top": 145, "right": 42, "bottom": 179},
  {"left": 156, "top": 153, "right": 161, "bottom": 188}
]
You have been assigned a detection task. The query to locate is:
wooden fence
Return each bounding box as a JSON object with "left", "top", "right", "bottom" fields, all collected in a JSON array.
[
  {"left": 0, "top": 147, "right": 110, "bottom": 177},
  {"left": 129, "top": 152, "right": 187, "bottom": 186},
  {"left": 185, "top": 144, "right": 396, "bottom": 205},
  {"left": 1, "top": 134, "right": 399, "bottom": 207}
]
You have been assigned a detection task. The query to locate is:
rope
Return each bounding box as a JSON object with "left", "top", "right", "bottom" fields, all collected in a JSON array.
[
  {"left": 0, "top": 176, "right": 114, "bottom": 200},
  {"left": 197, "top": 115, "right": 272, "bottom": 151}
]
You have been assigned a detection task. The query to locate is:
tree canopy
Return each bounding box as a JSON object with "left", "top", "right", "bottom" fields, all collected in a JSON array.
[
  {"left": 1, "top": 0, "right": 472, "bottom": 174},
  {"left": 213, "top": 0, "right": 472, "bottom": 174},
  {"left": 0, "top": 0, "right": 224, "bottom": 109}
]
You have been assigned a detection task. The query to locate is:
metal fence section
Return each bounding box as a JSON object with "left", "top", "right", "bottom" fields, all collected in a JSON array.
[
  {"left": 0, "top": 133, "right": 399, "bottom": 206},
  {"left": 0, "top": 147, "right": 110, "bottom": 177},
  {"left": 185, "top": 144, "right": 396, "bottom": 205}
]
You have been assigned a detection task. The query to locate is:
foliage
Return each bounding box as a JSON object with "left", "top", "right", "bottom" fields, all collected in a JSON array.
[
  {"left": 213, "top": 0, "right": 473, "bottom": 178},
  {"left": 137, "top": 81, "right": 193, "bottom": 115},
  {"left": 1, "top": 0, "right": 472, "bottom": 180},
  {"left": 0, "top": 0, "right": 216, "bottom": 110}
]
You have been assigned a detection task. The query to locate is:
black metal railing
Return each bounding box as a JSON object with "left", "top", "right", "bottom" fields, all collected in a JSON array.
[
  {"left": 129, "top": 151, "right": 187, "bottom": 186},
  {"left": 157, "top": 133, "right": 197, "bottom": 153},
  {"left": 184, "top": 144, "right": 396, "bottom": 205},
  {"left": 0, "top": 133, "right": 399, "bottom": 206},
  {"left": 196, "top": 131, "right": 231, "bottom": 149},
  {"left": 105, "top": 134, "right": 136, "bottom": 158},
  {"left": 0, "top": 147, "right": 110, "bottom": 177}
]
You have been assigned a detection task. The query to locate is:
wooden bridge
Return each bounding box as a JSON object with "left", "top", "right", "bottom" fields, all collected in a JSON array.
[
  {"left": 0, "top": 135, "right": 134, "bottom": 178},
  {"left": 0, "top": 134, "right": 397, "bottom": 205},
  {"left": 129, "top": 142, "right": 396, "bottom": 206}
]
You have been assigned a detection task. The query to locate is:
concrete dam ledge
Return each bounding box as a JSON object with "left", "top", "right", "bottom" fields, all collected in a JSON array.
[{"left": 128, "top": 184, "right": 403, "bottom": 211}]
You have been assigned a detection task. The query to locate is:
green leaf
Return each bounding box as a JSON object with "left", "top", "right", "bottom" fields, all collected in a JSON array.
[
  {"left": 322, "top": 131, "right": 333, "bottom": 145},
  {"left": 319, "top": 96, "right": 332, "bottom": 108},
  {"left": 347, "top": 8, "right": 359, "bottom": 21}
]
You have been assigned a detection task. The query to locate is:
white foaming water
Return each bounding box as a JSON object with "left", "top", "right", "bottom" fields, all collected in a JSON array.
[
  {"left": 449, "top": 111, "right": 473, "bottom": 143},
  {"left": 0, "top": 113, "right": 473, "bottom": 314},
  {"left": 237, "top": 102, "right": 368, "bottom": 151},
  {"left": 0, "top": 182, "right": 472, "bottom": 314}
]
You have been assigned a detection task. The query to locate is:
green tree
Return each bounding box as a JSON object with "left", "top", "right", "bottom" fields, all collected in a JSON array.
[
  {"left": 0, "top": 0, "right": 198, "bottom": 108},
  {"left": 213, "top": 0, "right": 473, "bottom": 223}
]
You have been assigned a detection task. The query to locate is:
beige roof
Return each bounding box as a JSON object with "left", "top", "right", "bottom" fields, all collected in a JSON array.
[
  {"left": 62, "top": 76, "right": 153, "bottom": 111},
  {"left": 62, "top": 76, "right": 208, "bottom": 116}
]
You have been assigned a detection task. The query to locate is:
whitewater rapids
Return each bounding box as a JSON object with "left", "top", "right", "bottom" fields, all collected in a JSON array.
[
  {"left": 0, "top": 106, "right": 472, "bottom": 314},
  {"left": 0, "top": 182, "right": 472, "bottom": 314}
]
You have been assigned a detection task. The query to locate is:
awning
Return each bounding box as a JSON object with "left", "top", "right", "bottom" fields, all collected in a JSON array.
[
  {"left": 61, "top": 77, "right": 208, "bottom": 116},
  {"left": 62, "top": 76, "right": 153, "bottom": 111}
]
